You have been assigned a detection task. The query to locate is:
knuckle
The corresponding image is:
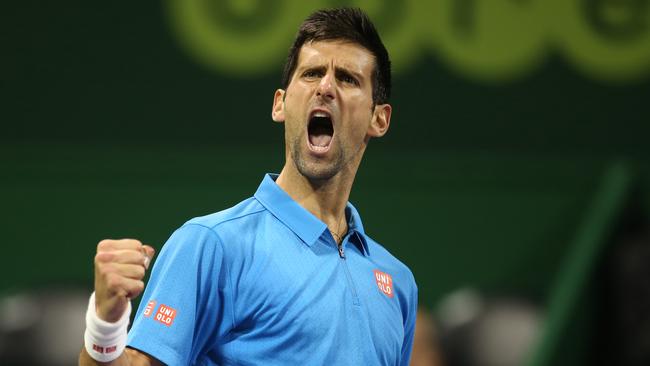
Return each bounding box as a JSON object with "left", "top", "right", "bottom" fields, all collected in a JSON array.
[
  {"left": 97, "top": 239, "right": 113, "bottom": 251},
  {"left": 126, "top": 238, "right": 142, "bottom": 247},
  {"left": 94, "top": 251, "right": 112, "bottom": 265},
  {"left": 101, "top": 262, "right": 114, "bottom": 273},
  {"left": 95, "top": 259, "right": 106, "bottom": 273}
]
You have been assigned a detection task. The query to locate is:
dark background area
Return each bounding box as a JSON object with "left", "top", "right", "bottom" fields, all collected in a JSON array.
[{"left": 1, "top": 1, "right": 649, "bottom": 365}]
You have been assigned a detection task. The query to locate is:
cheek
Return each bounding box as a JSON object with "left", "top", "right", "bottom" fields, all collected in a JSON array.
[
  {"left": 340, "top": 119, "right": 371, "bottom": 145},
  {"left": 283, "top": 107, "right": 304, "bottom": 137},
  {"left": 283, "top": 90, "right": 309, "bottom": 119},
  {"left": 347, "top": 105, "right": 374, "bottom": 133}
]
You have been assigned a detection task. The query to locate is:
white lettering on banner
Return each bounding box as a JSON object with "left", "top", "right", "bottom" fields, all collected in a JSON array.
[
  {"left": 154, "top": 304, "right": 177, "bottom": 327},
  {"left": 143, "top": 300, "right": 156, "bottom": 317},
  {"left": 373, "top": 269, "right": 395, "bottom": 298}
]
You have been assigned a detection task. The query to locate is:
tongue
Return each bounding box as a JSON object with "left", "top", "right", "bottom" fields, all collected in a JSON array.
[{"left": 309, "top": 133, "right": 332, "bottom": 147}]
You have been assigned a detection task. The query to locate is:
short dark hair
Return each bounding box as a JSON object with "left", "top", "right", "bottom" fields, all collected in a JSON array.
[{"left": 281, "top": 7, "right": 391, "bottom": 105}]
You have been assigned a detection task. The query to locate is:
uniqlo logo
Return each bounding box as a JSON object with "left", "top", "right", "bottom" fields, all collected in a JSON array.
[
  {"left": 92, "top": 344, "right": 116, "bottom": 354},
  {"left": 155, "top": 304, "right": 177, "bottom": 326},
  {"left": 143, "top": 300, "right": 156, "bottom": 317},
  {"left": 373, "top": 270, "right": 394, "bottom": 298}
]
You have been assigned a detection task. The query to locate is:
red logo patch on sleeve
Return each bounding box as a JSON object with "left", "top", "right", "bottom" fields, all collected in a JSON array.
[
  {"left": 154, "top": 304, "right": 177, "bottom": 326},
  {"left": 373, "top": 270, "right": 394, "bottom": 298},
  {"left": 143, "top": 300, "right": 156, "bottom": 317}
]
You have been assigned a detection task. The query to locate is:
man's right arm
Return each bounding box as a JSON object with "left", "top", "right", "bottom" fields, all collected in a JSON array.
[
  {"left": 79, "top": 346, "right": 161, "bottom": 366},
  {"left": 78, "top": 239, "right": 161, "bottom": 366}
]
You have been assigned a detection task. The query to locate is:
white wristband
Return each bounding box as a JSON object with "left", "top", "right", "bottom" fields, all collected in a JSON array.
[{"left": 84, "top": 292, "right": 131, "bottom": 363}]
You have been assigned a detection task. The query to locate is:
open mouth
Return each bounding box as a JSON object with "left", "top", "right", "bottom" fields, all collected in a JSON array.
[{"left": 308, "top": 111, "right": 333, "bottom": 152}]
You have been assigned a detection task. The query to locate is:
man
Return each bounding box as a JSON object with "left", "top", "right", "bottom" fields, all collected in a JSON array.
[{"left": 80, "top": 7, "right": 417, "bottom": 366}]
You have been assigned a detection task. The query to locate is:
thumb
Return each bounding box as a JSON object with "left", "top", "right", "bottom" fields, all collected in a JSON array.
[{"left": 142, "top": 245, "right": 156, "bottom": 270}]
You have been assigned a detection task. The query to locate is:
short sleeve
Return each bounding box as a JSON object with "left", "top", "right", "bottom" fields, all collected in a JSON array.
[
  {"left": 400, "top": 274, "right": 418, "bottom": 366},
  {"left": 127, "top": 223, "right": 233, "bottom": 365}
]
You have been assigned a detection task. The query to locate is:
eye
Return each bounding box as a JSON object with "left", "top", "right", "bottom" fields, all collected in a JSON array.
[
  {"left": 337, "top": 72, "right": 359, "bottom": 86},
  {"left": 302, "top": 69, "right": 323, "bottom": 79}
]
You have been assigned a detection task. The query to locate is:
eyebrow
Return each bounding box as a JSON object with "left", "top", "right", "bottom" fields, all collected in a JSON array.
[
  {"left": 335, "top": 67, "right": 362, "bottom": 82},
  {"left": 299, "top": 64, "right": 364, "bottom": 81}
]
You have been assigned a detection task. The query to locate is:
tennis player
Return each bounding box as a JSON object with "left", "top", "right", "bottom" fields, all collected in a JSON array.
[{"left": 80, "top": 7, "right": 417, "bottom": 365}]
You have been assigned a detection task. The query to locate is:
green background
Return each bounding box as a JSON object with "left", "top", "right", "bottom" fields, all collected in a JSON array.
[{"left": 2, "top": 1, "right": 649, "bottom": 364}]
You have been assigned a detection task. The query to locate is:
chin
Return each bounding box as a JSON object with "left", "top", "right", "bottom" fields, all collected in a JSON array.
[
  {"left": 293, "top": 154, "right": 344, "bottom": 182},
  {"left": 297, "top": 162, "right": 340, "bottom": 182},
  {"left": 289, "top": 139, "right": 344, "bottom": 181}
]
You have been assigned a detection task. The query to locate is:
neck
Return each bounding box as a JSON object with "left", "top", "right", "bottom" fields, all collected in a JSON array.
[{"left": 275, "top": 163, "right": 356, "bottom": 238}]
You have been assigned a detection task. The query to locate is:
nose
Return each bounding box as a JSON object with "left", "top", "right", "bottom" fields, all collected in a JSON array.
[{"left": 316, "top": 71, "right": 335, "bottom": 100}]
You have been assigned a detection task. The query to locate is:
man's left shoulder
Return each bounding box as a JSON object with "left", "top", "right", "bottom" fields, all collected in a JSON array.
[{"left": 364, "top": 235, "right": 417, "bottom": 288}]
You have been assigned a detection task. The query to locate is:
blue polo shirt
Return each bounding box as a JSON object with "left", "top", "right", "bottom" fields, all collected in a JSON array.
[{"left": 127, "top": 174, "right": 417, "bottom": 365}]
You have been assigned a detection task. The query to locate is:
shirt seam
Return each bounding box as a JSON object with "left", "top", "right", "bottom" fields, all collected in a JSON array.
[
  {"left": 190, "top": 205, "right": 267, "bottom": 231},
  {"left": 180, "top": 222, "right": 239, "bottom": 360},
  {"left": 210, "top": 229, "right": 238, "bottom": 338},
  {"left": 254, "top": 189, "right": 324, "bottom": 246}
]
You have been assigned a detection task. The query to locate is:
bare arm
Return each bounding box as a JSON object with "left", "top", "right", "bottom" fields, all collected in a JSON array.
[
  {"left": 79, "top": 347, "right": 162, "bottom": 366},
  {"left": 78, "top": 239, "right": 161, "bottom": 366}
]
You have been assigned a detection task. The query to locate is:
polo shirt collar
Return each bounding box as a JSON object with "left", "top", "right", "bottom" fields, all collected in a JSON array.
[
  {"left": 254, "top": 174, "right": 369, "bottom": 256},
  {"left": 345, "top": 202, "right": 370, "bottom": 256}
]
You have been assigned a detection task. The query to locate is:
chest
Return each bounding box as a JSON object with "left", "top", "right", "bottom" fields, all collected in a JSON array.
[{"left": 226, "top": 234, "right": 405, "bottom": 363}]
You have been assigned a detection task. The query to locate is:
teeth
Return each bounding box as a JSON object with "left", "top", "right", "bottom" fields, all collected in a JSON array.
[{"left": 312, "top": 111, "right": 330, "bottom": 118}]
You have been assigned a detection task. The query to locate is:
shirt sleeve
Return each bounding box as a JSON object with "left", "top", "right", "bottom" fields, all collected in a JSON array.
[
  {"left": 127, "top": 223, "right": 234, "bottom": 365},
  {"left": 400, "top": 274, "right": 418, "bottom": 366}
]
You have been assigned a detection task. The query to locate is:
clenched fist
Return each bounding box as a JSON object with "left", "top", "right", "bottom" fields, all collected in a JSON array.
[{"left": 94, "top": 239, "right": 155, "bottom": 323}]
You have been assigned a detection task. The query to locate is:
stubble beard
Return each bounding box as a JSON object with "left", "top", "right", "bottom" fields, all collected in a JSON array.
[{"left": 290, "top": 135, "right": 346, "bottom": 183}]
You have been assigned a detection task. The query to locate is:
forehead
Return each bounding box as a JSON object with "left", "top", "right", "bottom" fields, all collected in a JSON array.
[{"left": 296, "top": 40, "right": 375, "bottom": 76}]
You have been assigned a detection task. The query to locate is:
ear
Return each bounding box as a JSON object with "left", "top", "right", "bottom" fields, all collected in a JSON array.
[
  {"left": 367, "top": 103, "right": 391, "bottom": 138},
  {"left": 272, "top": 89, "right": 286, "bottom": 123}
]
